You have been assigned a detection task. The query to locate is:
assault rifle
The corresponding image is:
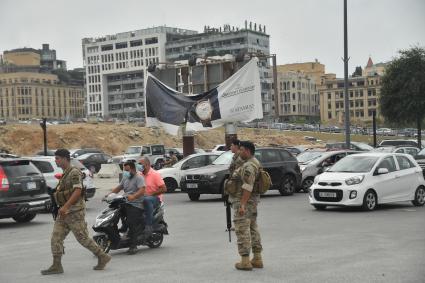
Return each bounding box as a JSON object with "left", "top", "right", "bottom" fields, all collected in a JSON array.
[
  {"left": 224, "top": 196, "right": 232, "bottom": 242},
  {"left": 47, "top": 187, "right": 59, "bottom": 220}
]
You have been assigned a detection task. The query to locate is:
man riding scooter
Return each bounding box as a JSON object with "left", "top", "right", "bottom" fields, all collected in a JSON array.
[{"left": 105, "top": 161, "right": 145, "bottom": 255}]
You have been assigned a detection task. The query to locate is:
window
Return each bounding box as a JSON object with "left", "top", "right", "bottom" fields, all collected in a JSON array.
[
  {"left": 101, "top": 44, "right": 113, "bottom": 51},
  {"left": 396, "top": 156, "right": 414, "bottom": 170},
  {"left": 279, "top": 150, "right": 292, "bottom": 160},
  {"left": 405, "top": 148, "right": 419, "bottom": 156},
  {"left": 145, "top": 37, "right": 158, "bottom": 45},
  {"left": 377, "top": 156, "right": 397, "bottom": 172},
  {"left": 130, "top": 40, "right": 143, "bottom": 47},
  {"left": 116, "top": 42, "right": 128, "bottom": 49},
  {"left": 183, "top": 156, "right": 204, "bottom": 169}
]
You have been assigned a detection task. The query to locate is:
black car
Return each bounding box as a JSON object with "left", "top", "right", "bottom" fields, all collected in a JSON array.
[
  {"left": 181, "top": 148, "right": 302, "bottom": 201},
  {"left": 70, "top": 148, "right": 104, "bottom": 158},
  {"left": 0, "top": 158, "right": 50, "bottom": 223},
  {"left": 76, "top": 153, "right": 112, "bottom": 173}
]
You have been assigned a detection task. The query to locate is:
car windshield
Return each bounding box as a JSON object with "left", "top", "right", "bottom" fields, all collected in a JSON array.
[
  {"left": 352, "top": 142, "right": 373, "bottom": 151},
  {"left": 297, "top": 151, "right": 323, "bottom": 163},
  {"left": 328, "top": 156, "right": 379, "bottom": 173},
  {"left": 212, "top": 151, "right": 234, "bottom": 165},
  {"left": 126, "top": 147, "right": 141, "bottom": 154}
]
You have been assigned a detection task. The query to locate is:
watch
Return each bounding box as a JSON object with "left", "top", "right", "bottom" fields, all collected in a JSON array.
[{"left": 195, "top": 99, "right": 213, "bottom": 127}]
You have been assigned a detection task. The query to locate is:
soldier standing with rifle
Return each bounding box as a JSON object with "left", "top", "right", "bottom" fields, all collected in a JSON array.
[
  {"left": 225, "top": 141, "right": 263, "bottom": 271},
  {"left": 41, "top": 149, "right": 111, "bottom": 275}
]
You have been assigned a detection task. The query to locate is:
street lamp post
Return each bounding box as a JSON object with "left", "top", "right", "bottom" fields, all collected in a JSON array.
[
  {"left": 39, "top": 118, "right": 47, "bottom": 156},
  {"left": 343, "top": 0, "right": 351, "bottom": 149}
]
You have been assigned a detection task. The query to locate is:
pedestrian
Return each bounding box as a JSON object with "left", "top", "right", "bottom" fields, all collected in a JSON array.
[
  {"left": 163, "top": 151, "right": 178, "bottom": 168},
  {"left": 41, "top": 149, "right": 111, "bottom": 275},
  {"left": 106, "top": 161, "right": 146, "bottom": 255},
  {"left": 138, "top": 157, "right": 167, "bottom": 238},
  {"left": 227, "top": 141, "right": 263, "bottom": 271}
]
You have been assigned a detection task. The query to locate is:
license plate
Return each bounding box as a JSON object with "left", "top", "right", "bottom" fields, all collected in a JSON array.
[
  {"left": 186, "top": 183, "right": 198, "bottom": 189},
  {"left": 26, "top": 182, "right": 37, "bottom": 190},
  {"left": 319, "top": 192, "right": 337, "bottom": 198}
]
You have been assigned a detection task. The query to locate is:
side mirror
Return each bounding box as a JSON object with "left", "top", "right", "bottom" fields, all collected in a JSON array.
[{"left": 377, "top": 168, "right": 389, "bottom": 175}]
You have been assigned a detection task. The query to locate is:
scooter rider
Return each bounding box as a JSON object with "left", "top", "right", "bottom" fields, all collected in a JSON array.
[
  {"left": 105, "top": 161, "right": 145, "bottom": 255},
  {"left": 138, "top": 157, "right": 167, "bottom": 238}
]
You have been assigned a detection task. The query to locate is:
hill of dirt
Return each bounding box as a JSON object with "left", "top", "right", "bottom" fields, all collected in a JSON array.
[{"left": 0, "top": 123, "right": 318, "bottom": 156}]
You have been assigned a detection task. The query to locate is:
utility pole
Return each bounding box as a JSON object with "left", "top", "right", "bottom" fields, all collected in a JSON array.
[
  {"left": 39, "top": 118, "right": 47, "bottom": 156},
  {"left": 343, "top": 0, "right": 351, "bottom": 149}
]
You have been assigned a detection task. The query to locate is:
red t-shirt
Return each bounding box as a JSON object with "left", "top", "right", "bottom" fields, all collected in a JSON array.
[{"left": 140, "top": 168, "right": 165, "bottom": 201}]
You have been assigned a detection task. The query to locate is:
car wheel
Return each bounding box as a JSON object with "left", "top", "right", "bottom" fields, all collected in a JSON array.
[
  {"left": 412, "top": 186, "right": 425, "bottom": 206},
  {"left": 301, "top": 177, "right": 314, "bottom": 193},
  {"left": 12, "top": 213, "right": 36, "bottom": 223},
  {"left": 279, "top": 175, "right": 296, "bottom": 196},
  {"left": 313, "top": 204, "right": 327, "bottom": 210},
  {"left": 362, "top": 190, "right": 377, "bottom": 211},
  {"left": 188, "top": 193, "right": 200, "bottom": 201},
  {"left": 164, "top": 178, "right": 177, "bottom": 193}
]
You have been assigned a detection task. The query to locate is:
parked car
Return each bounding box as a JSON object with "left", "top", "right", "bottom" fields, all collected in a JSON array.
[
  {"left": 29, "top": 156, "right": 96, "bottom": 199},
  {"left": 181, "top": 148, "right": 302, "bottom": 201},
  {"left": 0, "top": 157, "right": 50, "bottom": 223},
  {"left": 325, "top": 142, "right": 373, "bottom": 151},
  {"left": 77, "top": 153, "right": 112, "bottom": 173},
  {"left": 283, "top": 146, "right": 306, "bottom": 156},
  {"left": 414, "top": 148, "right": 425, "bottom": 175},
  {"left": 372, "top": 146, "right": 420, "bottom": 156},
  {"left": 110, "top": 144, "right": 165, "bottom": 169},
  {"left": 376, "top": 128, "right": 395, "bottom": 136},
  {"left": 158, "top": 152, "right": 221, "bottom": 192},
  {"left": 69, "top": 148, "right": 104, "bottom": 158},
  {"left": 379, "top": 139, "right": 424, "bottom": 148},
  {"left": 297, "top": 150, "right": 359, "bottom": 192},
  {"left": 211, "top": 144, "right": 227, "bottom": 153},
  {"left": 308, "top": 152, "right": 425, "bottom": 211}
]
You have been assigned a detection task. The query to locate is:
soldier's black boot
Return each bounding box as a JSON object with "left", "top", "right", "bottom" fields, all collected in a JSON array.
[
  {"left": 93, "top": 252, "right": 112, "bottom": 270},
  {"left": 41, "top": 255, "right": 64, "bottom": 275}
]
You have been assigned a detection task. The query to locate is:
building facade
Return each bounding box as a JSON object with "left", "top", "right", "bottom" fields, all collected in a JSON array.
[
  {"left": 165, "top": 22, "right": 275, "bottom": 119},
  {"left": 276, "top": 71, "right": 319, "bottom": 122},
  {"left": 0, "top": 72, "right": 85, "bottom": 120},
  {"left": 81, "top": 26, "right": 197, "bottom": 118},
  {"left": 318, "top": 58, "right": 385, "bottom": 125}
]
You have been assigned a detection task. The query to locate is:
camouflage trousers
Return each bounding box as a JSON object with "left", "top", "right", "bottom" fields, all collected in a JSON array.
[
  {"left": 51, "top": 209, "right": 103, "bottom": 256},
  {"left": 232, "top": 201, "right": 262, "bottom": 256}
]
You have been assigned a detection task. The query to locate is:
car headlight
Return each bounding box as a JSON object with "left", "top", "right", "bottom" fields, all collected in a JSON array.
[
  {"left": 345, "top": 175, "right": 365, "bottom": 185},
  {"left": 207, "top": 175, "right": 217, "bottom": 180}
]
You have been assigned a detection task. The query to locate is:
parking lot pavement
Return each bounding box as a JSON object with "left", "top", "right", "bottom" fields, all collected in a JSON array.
[{"left": 0, "top": 176, "right": 424, "bottom": 283}]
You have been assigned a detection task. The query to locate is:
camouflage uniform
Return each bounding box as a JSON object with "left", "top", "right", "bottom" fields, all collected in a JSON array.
[
  {"left": 229, "top": 152, "right": 244, "bottom": 176},
  {"left": 229, "top": 157, "right": 262, "bottom": 257},
  {"left": 51, "top": 166, "right": 104, "bottom": 257},
  {"left": 165, "top": 155, "right": 178, "bottom": 168}
]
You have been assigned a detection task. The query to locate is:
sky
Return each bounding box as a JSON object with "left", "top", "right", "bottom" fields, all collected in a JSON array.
[{"left": 1, "top": 0, "right": 424, "bottom": 77}]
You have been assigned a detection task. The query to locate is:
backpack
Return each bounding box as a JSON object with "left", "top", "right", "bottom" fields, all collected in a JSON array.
[{"left": 254, "top": 167, "right": 272, "bottom": 194}]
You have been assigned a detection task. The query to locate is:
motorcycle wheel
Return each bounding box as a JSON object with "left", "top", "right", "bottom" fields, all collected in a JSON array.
[
  {"left": 94, "top": 235, "right": 111, "bottom": 253},
  {"left": 147, "top": 233, "right": 163, "bottom": 248}
]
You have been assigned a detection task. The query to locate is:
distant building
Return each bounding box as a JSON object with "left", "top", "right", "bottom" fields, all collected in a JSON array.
[
  {"left": 165, "top": 22, "right": 274, "bottom": 119},
  {"left": 81, "top": 26, "right": 197, "bottom": 118},
  {"left": 0, "top": 46, "right": 85, "bottom": 121},
  {"left": 276, "top": 71, "right": 319, "bottom": 122},
  {"left": 318, "top": 57, "right": 386, "bottom": 125}
]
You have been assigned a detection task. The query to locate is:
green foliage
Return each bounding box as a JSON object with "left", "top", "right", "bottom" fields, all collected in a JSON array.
[{"left": 380, "top": 46, "right": 425, "bottom": 124}]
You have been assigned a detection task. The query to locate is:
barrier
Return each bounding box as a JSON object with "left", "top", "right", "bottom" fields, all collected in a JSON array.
[{"left": 97, "top": 163, "right": 122, "bottom": 178}]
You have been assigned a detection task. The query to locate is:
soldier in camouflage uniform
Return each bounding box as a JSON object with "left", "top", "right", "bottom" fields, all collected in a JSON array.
[
  {"left": 41, "top": 149, "right": 111, "bottom": 275},
  {"left": 228, "top": 139, "right": 244, "bottom": 176},
  {"left": 227, "top": 141, "right": 263, "bottom": 271}
]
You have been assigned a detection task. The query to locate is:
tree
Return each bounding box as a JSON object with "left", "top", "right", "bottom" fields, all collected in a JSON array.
[{"left": 380, "top": 46, "right": 425, "bottom": 148}]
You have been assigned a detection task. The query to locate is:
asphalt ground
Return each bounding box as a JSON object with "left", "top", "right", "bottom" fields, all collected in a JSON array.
[{"left": 0, "top": 176, "right": 424, "bottom": 283}]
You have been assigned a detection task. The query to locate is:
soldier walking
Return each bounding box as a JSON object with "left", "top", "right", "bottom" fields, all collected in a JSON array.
[
  {"left": 41, "top": 149, "right": 111, "bottom": 275},
  {"left": 226, "top": 141, "right": 263, "bottom": 271}
]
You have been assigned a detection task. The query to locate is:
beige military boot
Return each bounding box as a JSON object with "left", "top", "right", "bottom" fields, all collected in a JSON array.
[
  {"left": 41, "top": 255, "right": 64, "bottom": 275},
  {"left": 93, "top": 253, "right": 112, "bottom": 270},
  {"left": 235, "top": 255, "right": 253, "bottom": 271},
  {"left": 251, "top": 252, "right": 264, "bottom": 268}
]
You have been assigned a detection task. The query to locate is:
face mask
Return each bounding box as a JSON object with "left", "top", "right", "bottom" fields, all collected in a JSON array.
[
  {"left": 123, "top": 171, "right": 131, "bottom": 178},
  {"left": 136, "top": 164, "right": 144, "bottom": 172}
]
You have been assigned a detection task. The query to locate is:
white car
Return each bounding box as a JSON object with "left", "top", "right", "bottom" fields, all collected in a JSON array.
[
  {"left": 309, "top": 152, "right": 425, "bottom": 211},
  {"left": 30, "top": 156, "right": 96, "bottom": 199},
  {"left": 158, "top": 152, "right": 221, "bottom": 192}
]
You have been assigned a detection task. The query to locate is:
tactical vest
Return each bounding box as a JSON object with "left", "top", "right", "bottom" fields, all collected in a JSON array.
[{"left": 54, "top": 166, "right": 82, "bottom": 206}]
